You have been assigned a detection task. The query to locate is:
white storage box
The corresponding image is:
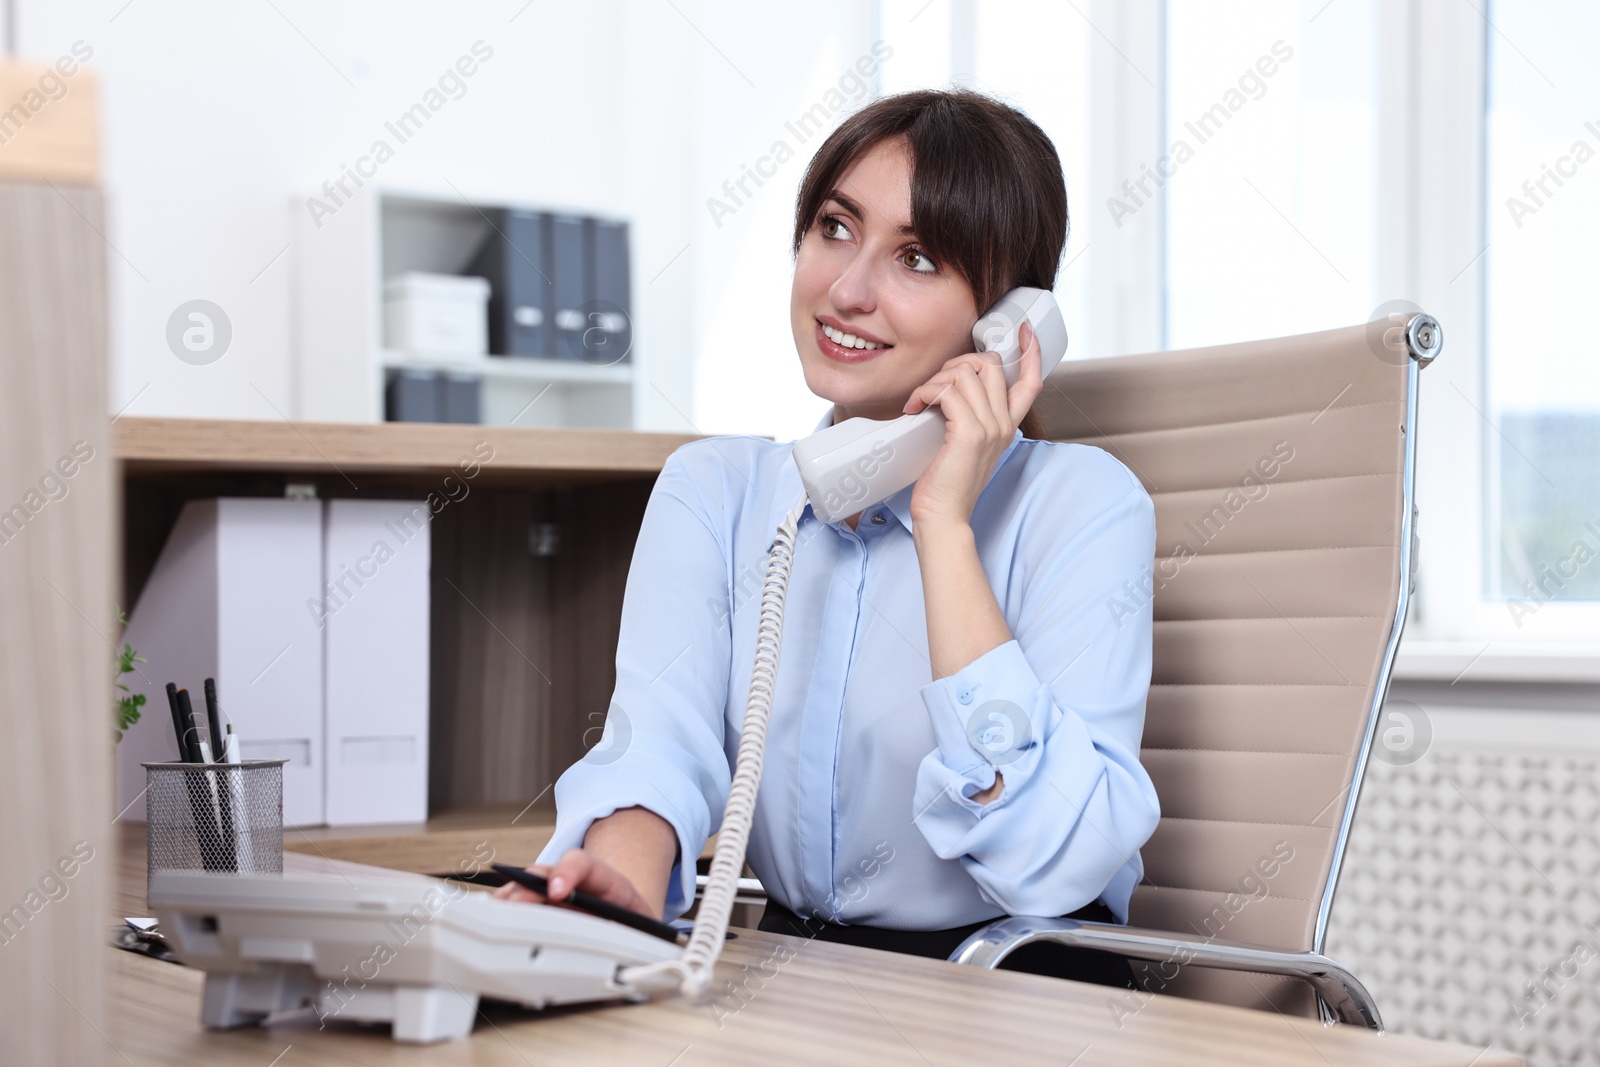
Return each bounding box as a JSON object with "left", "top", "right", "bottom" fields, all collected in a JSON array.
[{"left": 384, "top": 271, "right": 490, "bottom": 360}]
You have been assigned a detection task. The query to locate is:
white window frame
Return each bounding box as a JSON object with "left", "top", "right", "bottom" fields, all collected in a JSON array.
[
  {"left": 1075, "top": 0, "right": 1599, "bottom": 655},
  {"left": 1086, "top": 0, "right": 1166, "bottom": 358},
  {"left": 1405, "top": 0, "right": 1600, "bottom": 652}
]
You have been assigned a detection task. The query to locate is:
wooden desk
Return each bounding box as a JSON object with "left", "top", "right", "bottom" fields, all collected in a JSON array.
[
  {"left": 106, "top": 419, "right": 1517, "bottom": 1064},
  {"left": 110, "top": 835, "right": 1520, "bottom": 1066}
]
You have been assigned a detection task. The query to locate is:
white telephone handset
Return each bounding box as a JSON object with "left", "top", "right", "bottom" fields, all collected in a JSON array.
[{"left": 793, "top": 286, "right": 1069, "bottom": 523}]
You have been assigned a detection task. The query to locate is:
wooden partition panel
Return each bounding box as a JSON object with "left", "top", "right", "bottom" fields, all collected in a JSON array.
[
  {"left": 428, "top": 486, "right": 555, "bottom": 810},
  {"left": 547, "top": 481, "right": 656, "bottom": 801},
  {"left": 0, "top": 178, "right": 112, "bottom": 1065},
  {"left": 428, "top": 480, "right": 654, "bottom": 813}
]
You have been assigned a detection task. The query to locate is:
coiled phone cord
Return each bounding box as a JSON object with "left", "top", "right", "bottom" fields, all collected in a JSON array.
[{"left": 622, "top": 488, "right": 810, "bottom": 998}]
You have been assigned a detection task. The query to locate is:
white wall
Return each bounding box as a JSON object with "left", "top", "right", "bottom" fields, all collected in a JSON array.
[
  {"left": 687, "top": 3, "right": 878, "bottom": 442},
  {"left": 13, "top": 0, "right": 873, "bottom": 438}
]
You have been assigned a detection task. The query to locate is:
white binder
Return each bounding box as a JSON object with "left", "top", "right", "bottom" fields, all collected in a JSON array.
[
  {"left": 116, "top": 499, "right": 325, "bottom": 826},
  {"left": 320, "top": 499, "right": 431, "bottom": 825}
]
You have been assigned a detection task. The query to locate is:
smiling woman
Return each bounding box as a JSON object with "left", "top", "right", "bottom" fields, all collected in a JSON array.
[
  {"left": 508, "top": 87, "right": 1157, "bottom": 996},
  {"left": 788, "top": 87, "right": 1068, "bottom": 440}
]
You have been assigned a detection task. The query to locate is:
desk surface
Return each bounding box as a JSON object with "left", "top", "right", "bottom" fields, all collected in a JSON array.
[
  {"left": 115, "top": 415, "right": 709, "bottom": 480},
  {"left": 110, "top": 847, "right": 1520, "bottom": 1066}
]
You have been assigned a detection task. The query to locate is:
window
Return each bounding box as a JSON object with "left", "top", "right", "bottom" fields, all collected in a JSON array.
[
  {"left": 1154, "top": 0, "right": 1600, "bottom": 646},
  {"left": 1483, "top": 0, "right": 1600, "bottom": 606},
  {"left": 968, "top": 1, "right": 1094, "bottom": 356},
  {"left": 880, "top": 0, "right": 1095, "bottom": 355},
  {"left": 1163, "top": 0, "right": 1381, "bottom": 351}
]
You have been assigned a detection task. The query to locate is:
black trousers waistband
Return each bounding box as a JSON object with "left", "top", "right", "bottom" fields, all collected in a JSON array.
[{"left": 757, "top": 898, "right": 1136, "bottom": 990}]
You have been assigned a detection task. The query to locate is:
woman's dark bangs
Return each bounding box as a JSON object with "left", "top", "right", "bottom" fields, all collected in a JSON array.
[{"left": 904, "top": 119, "right": 1011, "bottom": 312}]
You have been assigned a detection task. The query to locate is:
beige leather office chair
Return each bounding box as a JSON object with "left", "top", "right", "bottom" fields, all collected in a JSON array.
[
  {"left": 698, "top": 313, "right": 1439, "bottom": 1030},
  {"left": 946, "top": 313, "right": 1441, "bottom": 1030}
]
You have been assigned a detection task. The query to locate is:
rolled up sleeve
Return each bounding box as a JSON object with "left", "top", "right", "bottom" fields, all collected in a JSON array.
[
  {"left": 910, "top": 474, "right": 1161, "bottom": 923},
  {"left": 535, "top": 445, "right": 733, "bottom": 922}
]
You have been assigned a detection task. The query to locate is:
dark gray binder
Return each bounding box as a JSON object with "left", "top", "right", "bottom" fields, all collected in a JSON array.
[
  {"left": 587, "top": 218, "right": 633, "bottom": 365},
  {"left": 440, "top": 373, "right": 481, "bottom": 424},
  {"left": 465, "top": 209, "right": 552, "bottom": 358},
  {"left": 549, "top": 214, "right": 589, "bottom": 361},
  {"left": 385, "top": 369, "right": 440, "bottom": 423}
]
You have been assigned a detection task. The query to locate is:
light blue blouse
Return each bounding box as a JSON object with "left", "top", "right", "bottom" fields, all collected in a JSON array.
[{"left": 537, "top": 405, "right": 1160, "bottom": 930}]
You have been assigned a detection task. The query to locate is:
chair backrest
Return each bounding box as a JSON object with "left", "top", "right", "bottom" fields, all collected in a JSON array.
[{"left": 1037, "top": 319, "right": 1431, "bottom": 1017}]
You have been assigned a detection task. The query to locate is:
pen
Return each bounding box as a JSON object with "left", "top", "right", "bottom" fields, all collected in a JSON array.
[
  {"left": 490, "top": 863, "right": 683, "bottom": 944},
  {"left": 202, "top": 678, "right": 224, "bottom": 760},
  {"left": 174, "top": 687, "right": 202, "bottom": 763},
  {"left": 195, "top": 737, "right": 238, "bottom": 872},
  {"left": 223, "top": 724, "right": 256, "bottom": 873},
  {"left": 196, "top": 738, "right": 224, "bottom": 824},
  {"left": 165, "top": 683, "right": 189, "bottom": 762},
  {"left": 176, "top": 687, "right": 225, "bottom": 870},
  {"left": 204, "top": 678, "right": 239, "bottom": 871}
]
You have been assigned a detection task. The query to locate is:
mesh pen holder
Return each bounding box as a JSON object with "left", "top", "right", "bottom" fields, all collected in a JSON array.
[{"left": 142, "top": 759, "right": 286, "bottom": 899}]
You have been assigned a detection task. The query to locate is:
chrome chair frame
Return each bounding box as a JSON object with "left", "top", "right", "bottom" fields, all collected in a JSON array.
[{"left": 949, "top": 916, "right": 1383, "bottom": 1029}]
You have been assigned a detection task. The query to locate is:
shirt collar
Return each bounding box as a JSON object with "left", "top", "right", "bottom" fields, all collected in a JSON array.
[{"left": 788, "top": 405, "right": 1026, "bottom": 535}]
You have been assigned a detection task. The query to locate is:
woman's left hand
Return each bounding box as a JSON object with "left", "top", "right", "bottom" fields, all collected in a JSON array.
[{"left": 902, "top": 320, "right": 1042, "bottom": 530}]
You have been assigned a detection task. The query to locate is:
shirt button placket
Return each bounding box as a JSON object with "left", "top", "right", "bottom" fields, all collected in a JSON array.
[
  {"left": 825, "top": 541, "right": 867, "bottom": 915},
  {"left": 804, "top": 530, "right": 864, "bottom": 914}
]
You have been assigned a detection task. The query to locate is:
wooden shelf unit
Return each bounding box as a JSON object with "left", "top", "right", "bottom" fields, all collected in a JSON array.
[{"left": 116, "top": 415, "right": 734, "bottom": 868}]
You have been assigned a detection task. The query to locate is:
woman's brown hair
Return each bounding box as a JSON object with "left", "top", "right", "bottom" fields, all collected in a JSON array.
[{"left": 792, "top": 88, "right": 1069, "bottom": 440}]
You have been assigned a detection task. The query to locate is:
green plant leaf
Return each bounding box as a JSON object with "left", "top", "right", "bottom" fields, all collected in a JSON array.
[{"left": 113, "top": 606, "right": 146, "bottom": 739}]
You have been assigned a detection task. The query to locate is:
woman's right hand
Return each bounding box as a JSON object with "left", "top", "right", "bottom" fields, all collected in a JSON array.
[{"left": 492, "top": 847, "right": 656, "bottom": 918}]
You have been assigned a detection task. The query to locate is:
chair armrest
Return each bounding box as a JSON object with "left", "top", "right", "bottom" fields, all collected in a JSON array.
[
  {"left": 948, "top": 916, "right": 1383, "bottom": 1031},
  {"left": 694, "top": 874, "right": 768, "bottom": 907}
]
